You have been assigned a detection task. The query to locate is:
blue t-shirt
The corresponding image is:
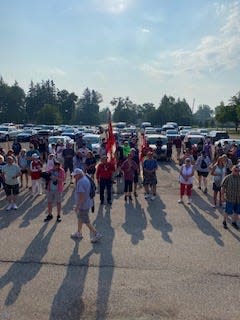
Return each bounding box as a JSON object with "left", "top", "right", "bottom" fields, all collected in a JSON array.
[
  {"left": 75, "top": 176, "right": 93, "bottom": 210},
  {"left": 143, "top": 159, "right": 158, "bottom": 171}
]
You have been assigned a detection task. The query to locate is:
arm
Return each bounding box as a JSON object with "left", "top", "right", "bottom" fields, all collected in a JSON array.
[{"left": 75, "top": 192, "right": 85, "bottom": 212}]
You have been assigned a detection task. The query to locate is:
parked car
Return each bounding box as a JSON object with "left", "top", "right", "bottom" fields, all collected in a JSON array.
[
  {"left": 144, "top": 127, "right": 156, "bottom": 135},
  {"left": 161, "top": 124, "right": 175, "bottom": 133},
  {"left": 61, "top": 128, "right": 78, "bottom": 140},
  {"left": 0, "top": 126, "right": 21, "bottom": 141},
  {"left": 16, "top": 129, "right": 38, "bottom": 142},
  {"left": 48, "top": 136, "right": 74, "bottom": 152},
  {"left": 184, "top": 134, "right": 205, "bottom": 147},
  {"left": 197, "top": 128, "right": 209, "bottom": 136},
  {"left": 83, "top": 134, "right": 101, "bottom": 158},
  {"left": 214, "top": 138, "right": 240, "bottom": 147},
  {"left": 145, "top": 134, "right": 168, "bottom": 160},
  {"left": 166, "top": 129, "right": 180, "bottom": 140},
  {"left": 209, "top": 131, "right": 229, "bottom": 143}
]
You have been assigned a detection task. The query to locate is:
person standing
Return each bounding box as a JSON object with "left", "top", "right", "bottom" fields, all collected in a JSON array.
[
  {"left": 178, "top": 158, "right": 194, "bottom": 204},
  {"left": 96, "top": 155, "right": 115, "bottom": 205},
  {"left": 211, "top": 156, "right": 225, "bottom": 208},
  {"left": 62, "top": 142, "right": 75, "bottom": 183},
  {"left": 71, "top": 168, "right": 103, "bottom": 242},
  {"left": 143, "top": 151, "right": 158, "bottom": 200},
  {"left": 2, "top": 156, "right": 21, "bottom": 210},
  {"left": 30, "top": 153, "right": 43, "bottom": 196},
  {"left": 221, "top": 165, "right": 240, "bottom": 230},
  {"left": 85, "top": 151, "right": 97, "bottom": 179},
  {"left": 195, "top": 151, "right": 211, "bottom": 193},
  {"left": 44, "top": 160, "right": 65, "bottom": 223},
  {"left": 18, "top": 149, "right": 29, "bottom": 188},
  {"left": 12, "top": 139, "right": 22, "bottom": 157},
  {"left": 121, "top": 152, "right": 139, "bottom": 201}
]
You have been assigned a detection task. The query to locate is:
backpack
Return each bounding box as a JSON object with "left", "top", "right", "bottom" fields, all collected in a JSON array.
[
  {"left": 86, "top": 174, "right": 96, "bottom": 199},
  {"left": 200, "top": 159, "right": 207, "bottom": 169}
]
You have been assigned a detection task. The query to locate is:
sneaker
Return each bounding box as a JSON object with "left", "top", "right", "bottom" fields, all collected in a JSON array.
[
  {"left": 91, "top": 232, "right": 103, "bottom": 243},
  {"left": 144, "top": 194, "right": 150, "bottom": 199},
  {"left": 56, "top": 216, "right": 62, "bottom": 223},
  {"left": 6, "top": 203, "right": 12, "bottom": 211},
  {"left": 44, "top": 214, "right": 53, "bottom": 222},
  {"left": 178, "top": 199, "right": 183, "bottom": 204},
  {"left": 150, "top": 195, "right": 156, "bottom": 201},
  {"left": 223, "top": 220, "right": 228, "bottom": 229},
  {"left": 12, "top": 203, "right": 18, "bottom": 210},
  {"left": 187, "top": 198, "right": 192, "bottom": 205},
  {"left": 232, "top": 222, "right": 239, "bottom": 230},
  {"left": 71, "top": 231, "right": 83, "bottom": 239}
]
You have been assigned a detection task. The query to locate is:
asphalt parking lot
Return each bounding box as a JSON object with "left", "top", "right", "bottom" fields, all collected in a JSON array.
[{"left": 0, "top": 152, "right": 240, "bottom": 320}]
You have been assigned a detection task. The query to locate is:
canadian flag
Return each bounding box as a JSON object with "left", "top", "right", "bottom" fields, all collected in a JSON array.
[{"left": 106, "top": 112, "right": 116, "bottom": 164}]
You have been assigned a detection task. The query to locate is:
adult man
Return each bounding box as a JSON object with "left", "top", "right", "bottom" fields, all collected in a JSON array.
[
  {"left": 44, "top": 160, "right": 65, "bottom": 223},
  {"left": 2, "top": 156, "right": 21, "bottom": 210},
  {"left": 143, "top": 151, "right": 158, "bottom": 200},
  {"left": 71, "top": 168, "right": 102, "bottom": 242},
  {"left": 221, "top": 165, "right": 240, "bottom": 230},
  {"left": 96, "top": 155, "right": 115, "bottom": 205},
  {"left": 62, "top": 142, "right": 75, "bottom": 183}
]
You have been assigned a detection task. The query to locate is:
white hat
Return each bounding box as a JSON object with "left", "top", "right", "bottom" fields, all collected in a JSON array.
[
  {"left": 71, "top": 168, "right": 84, "bottom": 176},
  {"left": 32, "top": 153, "right": 39, "bottom": 159}
]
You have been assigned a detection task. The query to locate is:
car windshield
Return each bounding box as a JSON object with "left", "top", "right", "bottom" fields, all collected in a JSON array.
[
  {"left": 63, "top": 129, "right": 75, "bottom": 133},
  {"left": 85, "top": 136, "right": 100, "bottom": 144},
  {"left": 190, "top": 137, "right": 203, "bottom": 144},
  {"left": 0, "top": 127, "right": 8, "bottom": 131},
  {"left": 147, "top": 137, "right": 167, "bottom": 145},
  {"left": 49, "top": 137, "right": 65, "bottom": 144}
]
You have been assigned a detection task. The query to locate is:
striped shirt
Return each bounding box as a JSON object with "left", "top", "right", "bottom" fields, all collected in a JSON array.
[{"left": 221, "top": 174, "right": 240, "bottom": 203}]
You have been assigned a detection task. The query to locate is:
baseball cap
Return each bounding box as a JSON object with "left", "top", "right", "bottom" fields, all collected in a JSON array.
[
  {"left": 71, "top": 168, "right": 84, "bottom": 176},
  {"left": 32, "top": 153, "right": 39, "bottom": 159}
]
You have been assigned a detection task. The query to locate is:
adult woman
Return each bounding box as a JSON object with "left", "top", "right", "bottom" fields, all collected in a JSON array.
[
  {"left": 195, "top": 151, "right": 211, "bottom": 193},
  {"left": 221, "top": 154, "right": 233, "bottom": 175},
  {"left": 211, "top": 156, "right": 225, "bottom": 208},
  {"left": 178, "top": 158, "right": 194, "bottom": 204},
  {"left": 121, "top": 152, "right": 139, "bottom": 201},
  {"left": 85, "top": 151, "right": 97, "bottom": 179}
]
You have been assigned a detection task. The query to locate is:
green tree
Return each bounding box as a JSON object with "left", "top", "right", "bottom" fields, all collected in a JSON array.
[
  {"left": 193, "top": 105, "right": 213, "bottom": 126},
  {"left": 75, "top": 88, "right": 102, "bottom": 125},
  {"left": 57, "top": 89, "right": 78, "bottom": 124},
  {"left": 37, "top": 104, "right": 62, "bottom": 124},
  {"left": 0, "top": 78, "right": 26, "bottom": 123},
  {"left": 111, "top": 97, "right": 138, "bottom": 124},
  {"left": 25, "top": 80, "right": 57, "bottom": 122}
]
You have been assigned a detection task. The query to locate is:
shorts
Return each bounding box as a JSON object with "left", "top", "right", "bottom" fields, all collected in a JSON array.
[
  {"left": 197, "top": 171, "right": 209, "bottom": 177},
  {"left": 21, "top": 169, "right": 28, "bottom": 174},
  {"left": 47, "top": 191, "right": 62, "bottom": 203},
  {"left": 64, "top": 161, "right": 73, "bottom": 173},
  {"left": 213, "top": 182, "right": 221, "bottom": 192},
  {"left": 143, "top": 173, "right": 157, "bottom": 186},
  {"left": 4, "top": 184, "right": 19, "bottom": 196},
  {"left": 77, "top": 209, "right": 90, "bottom": 224},
  {"left": 134, "top": 172, "right": 139, "bottom": 183},
  {"left": 225, "top": 202, "right": 240, "bottom": 215}
]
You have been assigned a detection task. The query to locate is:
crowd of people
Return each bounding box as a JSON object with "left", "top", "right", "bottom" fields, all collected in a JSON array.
[{"left": 0, "top": 132, "right": 239, "bottom": 243}]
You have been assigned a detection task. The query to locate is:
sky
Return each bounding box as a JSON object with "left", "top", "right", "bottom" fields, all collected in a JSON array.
[{"left": 0, "top": 0, "right": 240, "bottom": 111}]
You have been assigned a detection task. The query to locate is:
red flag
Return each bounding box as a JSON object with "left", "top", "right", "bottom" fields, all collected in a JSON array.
[{"left": 106, "top": 112, "right": 116, "bottom": 164}]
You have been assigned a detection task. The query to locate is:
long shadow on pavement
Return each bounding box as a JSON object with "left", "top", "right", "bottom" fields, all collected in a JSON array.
[
  {"left": 93, "top": 205, "right": 115, "bottom": 320},
  {"left": 49, "top": 241, "right": 94, "bottom": 320},
  {"left": 184, "top": 203, "right": 224, "bottom": 246},
  {"left": 146, "top": 196, "right": 173, "bottom": 243},
  {"left": 122, "top": 198, "right": 147, "bottom": 245},
  {"left": 0, "top": 222, "right": 57, "bottom": 306}
]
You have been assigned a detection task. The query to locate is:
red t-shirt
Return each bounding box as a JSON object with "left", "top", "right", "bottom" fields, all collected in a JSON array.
[{"left": 30, "top": 160, "right": 42, "bottom": 180}]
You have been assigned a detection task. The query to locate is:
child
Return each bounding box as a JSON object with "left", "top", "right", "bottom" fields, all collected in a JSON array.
[{"left": 30, "top": 153, "right": 42, "bottom": 195}]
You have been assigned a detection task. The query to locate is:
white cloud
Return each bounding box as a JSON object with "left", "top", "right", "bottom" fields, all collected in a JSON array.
[
  {"left": 140, "top": 28, "right": 150, "bottom": 33},
  {"left": 140, "top": 1, "right": 240, "bottom": 78},
  {"left": 93, "top": 0, "right": 133, "bottom": 14}
]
